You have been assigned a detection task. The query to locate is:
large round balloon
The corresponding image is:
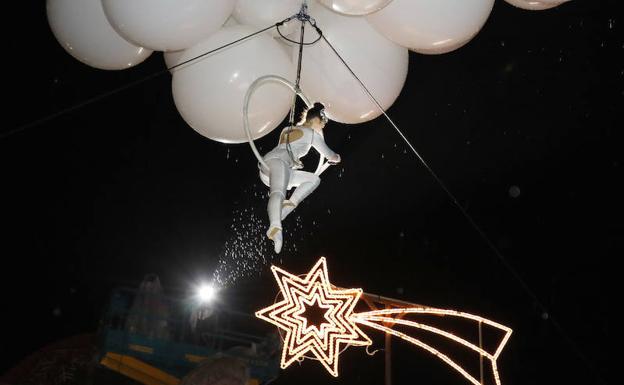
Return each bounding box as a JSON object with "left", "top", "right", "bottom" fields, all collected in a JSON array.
[
  {"left": 102, "top": 0, "right": 236, "bottom": 52},
  {"left": 164, "top": 18, "right": 238, "bottom": 73},
  {"left": 233, "top": 0, "right": 300, "bottom": 42},
  {"left": 47, "top": 0, "right": 152, "bottom": 70},
  {"left": 233, "top": 0, "right": 301, "bottom": 28},
  {"left": 504, "top": 0, "right": 570, "bottom": 11},
  {"left": 295, "top": 2, "right": 408, "bottom": 124},
  {"left": 172, "top": 26, "right": 294, "bottom": 143},
  {"left": 367, "top": 0, "right": 495, "bottom": 54},
  {"left": 164, "top": 50, "right": 184, "bottom": 72},
  {"left": 318, "top": 0, "right": 393, "bottom": 16}
]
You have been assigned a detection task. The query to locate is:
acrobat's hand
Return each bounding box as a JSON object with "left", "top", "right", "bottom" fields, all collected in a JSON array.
[{"left": 328, "top": 154, "right": 341, "bottom": 165}]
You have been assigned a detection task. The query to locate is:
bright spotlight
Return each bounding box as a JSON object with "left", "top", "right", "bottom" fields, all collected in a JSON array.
[{"left": 197, "top": 284, "right": 217, "bottom": 303}]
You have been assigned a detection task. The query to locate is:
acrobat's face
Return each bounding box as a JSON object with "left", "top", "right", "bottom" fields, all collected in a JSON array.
[
  {"left": 310, "top": 109, "right": 328, "bottom": 132},
  {"left": 320, "top": 109, "right": 329, "bottom": 125},
  {"left": 311, "top": 119, "right": 327, "bottom": 132}
]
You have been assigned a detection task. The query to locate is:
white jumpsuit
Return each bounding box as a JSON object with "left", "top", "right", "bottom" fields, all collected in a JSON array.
[{"left": 260, "top": 126, "right": 338, "bottom": 231}]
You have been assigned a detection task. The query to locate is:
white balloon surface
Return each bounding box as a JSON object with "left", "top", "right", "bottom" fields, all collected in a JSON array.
[
  {"left": 164, "top": 50, "right": 184, "bottom": 72},
  {"left": 102, "top": 0, "right": 236, "bottom": 52},
  {"left": 164, "top": 17, "right": 238, "bottom": 72},
  {"left": 233, "top": 0, "right": 301, "bottom": 28},
  {"left": 172, "top": 26, "right": 294, "bottom": 143},
  {"left": 367, "top": 0, "right": 495, "bottom": 54},
  {"left": 504, "top": 0, "right": 570, "bottom": 11},
  {"left": 318, "top": 0, "right": 393, "bottom": 16},
  {"left": 47, "top": 0, "right": 152, "bottom": 70},
  {"left": 295, "top": 3, "right": 408, "bottom": 124}
]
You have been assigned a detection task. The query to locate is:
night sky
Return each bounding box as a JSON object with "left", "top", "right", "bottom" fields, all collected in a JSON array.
[{"left": 1, "top": 1, "right": 621, "bottom": 385}]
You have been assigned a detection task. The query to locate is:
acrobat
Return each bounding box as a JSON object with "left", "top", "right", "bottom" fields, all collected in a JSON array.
[{"left": 259, "top": 103, "right": 341, "bottom": 253}]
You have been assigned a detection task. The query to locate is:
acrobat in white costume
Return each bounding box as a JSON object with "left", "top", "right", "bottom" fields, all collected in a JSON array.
[{"left": 260, "top": 103, "right": 341, "bottom": 253}]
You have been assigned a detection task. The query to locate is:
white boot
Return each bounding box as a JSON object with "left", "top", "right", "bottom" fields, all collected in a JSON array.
[{"left": 267, "top": 226, "right": 283, "bottom": 253}]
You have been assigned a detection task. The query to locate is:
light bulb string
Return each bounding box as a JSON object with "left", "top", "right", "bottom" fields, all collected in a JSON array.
[
  {"left": 355, "top": 318, "right": 488, "bottom": 385},
  {"left": 351, "top": 310, "right": 512, "bottom": 359}
]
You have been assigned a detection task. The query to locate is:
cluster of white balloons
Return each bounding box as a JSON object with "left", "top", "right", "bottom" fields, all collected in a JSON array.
[{"left": 47, "top": 0, "right": 570, "bottom": 143}]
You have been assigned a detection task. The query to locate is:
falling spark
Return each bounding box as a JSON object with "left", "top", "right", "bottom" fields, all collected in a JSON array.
[{"left": 213, "top": 184, "right": 311, "bottom": 286}]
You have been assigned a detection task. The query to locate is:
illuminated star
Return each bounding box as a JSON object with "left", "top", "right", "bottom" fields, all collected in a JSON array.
[{"left": 255, "top": 257, "right": 371, "bottom": 376}]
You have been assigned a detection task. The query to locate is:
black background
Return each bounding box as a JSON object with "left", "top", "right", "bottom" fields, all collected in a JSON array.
[{"left": 1, "top": 1, "right": 621, "bottom": 384}]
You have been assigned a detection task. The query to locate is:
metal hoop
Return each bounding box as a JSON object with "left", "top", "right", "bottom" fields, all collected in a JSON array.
[{"left": 242, "top": 75, "right": 328, "bottom": 175}]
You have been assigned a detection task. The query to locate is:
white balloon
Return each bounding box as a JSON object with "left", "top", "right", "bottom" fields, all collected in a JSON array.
[
  {"left": 233, "top": 0, "right": 300, "bottom": 43},
  {"left": 164, "top": 50, "right": 184, "bottom": 72},
  {"left": 172, "top": 26, "right": 294, "bottom": 143},
  {"left": 223, "top": 16, "right": 240, "bottom": 27},
  {"left": 46, "top": 0, "right": 152, "bottom": 70},
  {"left": 164, "top": 18, "right": 238, "bottom": 72},
  {"left": 318, "top": 0, "right": 393, "bottom": 16},
  {"left": 296, "top": 2, "right": 408, "bottom": 124},
  {"left": 367, "top": 0, "right": 495, "bottom": 54},
  {"left": 233, "top": 0, "right": 300, "bottom": 28},
  {"left": 102, "top": 0, "right": 236, "bottom": 51},
  {"left": 504, "top": 0, "right": 570, "bottom": 11}
]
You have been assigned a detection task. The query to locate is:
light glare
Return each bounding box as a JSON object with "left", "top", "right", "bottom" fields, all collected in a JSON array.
[{"left": 197, "top": 284, "right": 216, "bottom": 303}]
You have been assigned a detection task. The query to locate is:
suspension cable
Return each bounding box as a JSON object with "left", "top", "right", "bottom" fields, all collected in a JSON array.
[
  {"left": 319, "top": 33, "right": 605, "bottom": 384},
  {"left": 285, "top": 3, "right": 309, "bottom": 168}
]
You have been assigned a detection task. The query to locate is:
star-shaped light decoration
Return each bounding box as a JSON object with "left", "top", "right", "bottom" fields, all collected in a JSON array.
[
  {"left": 257, "top": 257, "right": 512, "bottom": 384},
  {"left": 255, "top": 257, "right": 371, "bottom": 376}
]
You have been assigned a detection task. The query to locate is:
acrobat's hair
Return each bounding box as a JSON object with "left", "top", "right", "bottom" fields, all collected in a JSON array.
[{"left": 299, "top": 102, "right": 326, "bottom": 124}]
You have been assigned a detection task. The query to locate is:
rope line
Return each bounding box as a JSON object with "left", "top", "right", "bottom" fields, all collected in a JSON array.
[
  {"left": 276, "top": 21, "right": 322, "bottom": 46},
  {"left": 319, "top": 34, "right": 604, "bottom": 384},
  {"left": 285, "top": 11, "right": 308, "bottom": 168}
]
